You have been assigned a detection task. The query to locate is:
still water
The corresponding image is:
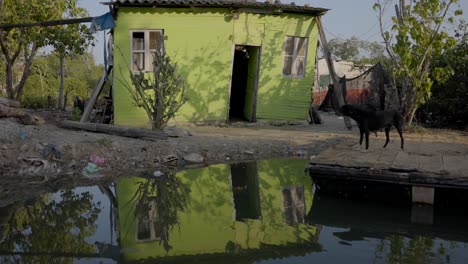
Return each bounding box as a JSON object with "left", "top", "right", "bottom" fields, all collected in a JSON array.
[{"left": 1, "top": 159, "right": 467, "bottom": 263}]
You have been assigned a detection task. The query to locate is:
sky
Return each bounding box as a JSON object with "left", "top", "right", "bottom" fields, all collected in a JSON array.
[{"left": 78, "top": 0, "right": 467, "bottom": 65}]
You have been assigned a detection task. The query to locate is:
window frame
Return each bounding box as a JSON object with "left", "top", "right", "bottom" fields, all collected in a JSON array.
[
  {"left": 130, "top": 29, "right": 164, "bottom": 72},
  {"left": 282, "top": 185, "right": 306, "bottom": 225},
  {"left": 135, "top": 200, "right": 165, "bottom": 242},
  {"left": 282, "top": 36, "right": 309, "bottom": 78}
]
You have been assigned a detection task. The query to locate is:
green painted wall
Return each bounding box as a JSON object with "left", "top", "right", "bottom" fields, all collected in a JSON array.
[
  {"left": 243, "top": 46, "right": 260, "bottom": 121},
  {"left": 113, "top": 7, "right": 319, "bottom": 126},
  {"left": 116, "top": 159, "right": 315, "bottom": 261}
]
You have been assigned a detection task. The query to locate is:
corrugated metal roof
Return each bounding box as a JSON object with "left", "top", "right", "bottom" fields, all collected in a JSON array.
[{"left": 106, "top": 0, "right": 328, "bottom": 16}]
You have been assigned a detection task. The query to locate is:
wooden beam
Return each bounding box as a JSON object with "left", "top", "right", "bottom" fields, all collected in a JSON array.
[
  {"left": 0, "top": 17, "right": 93, "bottom": 30},
  {"left": 59, "top": 120, "right": 168, "bottom": 140},
  {"left": 316, "top": 16, "right": 352, "bottom": 129},
  {"left": 80, "top": 66, "right": 113, "bottom": 123},
  {"left": 80, "top": 77, "right": 106, "bottom": 123},
  {"left": 0, "top": 104, "right": 44, "bottom": 125}
]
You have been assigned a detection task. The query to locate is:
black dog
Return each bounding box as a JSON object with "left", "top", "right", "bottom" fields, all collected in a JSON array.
[{"left": 340, "top": 104, "right": 404, "bottom": 150}]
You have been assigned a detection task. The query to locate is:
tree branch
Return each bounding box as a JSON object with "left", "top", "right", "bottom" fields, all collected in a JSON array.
[
  {"left": 376, "top": 0, "right": 397, "bottom": 62},
  {"left": 13, "top": 41, "right": 38, "bottom": 100},
  {"left": 416, "top": 2, "right": 453, "bottom": 75},
  {"left": 0, "top": 31, "right": 11, "bottom": 62}
]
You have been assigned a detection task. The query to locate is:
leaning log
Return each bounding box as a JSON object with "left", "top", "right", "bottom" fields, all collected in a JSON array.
[
  {"left": 59, "top": 120, "right": 168, "bottom": 140},
  {"left": 0, "top": 97, "right": 20, "bottom": 108},
  {"left": 309, "top": 105, "right": 323, "bottom": 124},
  {"left": 0, "top": 104, "right": 45, "bottom": 125}
]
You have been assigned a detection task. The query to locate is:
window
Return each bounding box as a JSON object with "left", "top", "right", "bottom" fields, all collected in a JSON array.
[
  {"left": 282, "top": 36, "right": 308, "bottom": 78},
  {"left": 136, "top": 201, "right": 165, "bottom": 241},
  {"left": 282, "top": 186, "right": 306, "bottom": 225},
  {"left": 131, "top": 30, "right": 164, "bottom": 72}
]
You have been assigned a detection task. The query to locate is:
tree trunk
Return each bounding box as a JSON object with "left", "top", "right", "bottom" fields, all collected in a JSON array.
[
  {"left": 13, "top": 42, "right": 37, "bottom": 101},
  {"left": 64, "top": 91, "right": 68, "bottom": 111},
  {"left": 5, "top": 62, "right": 14, "bottom": 99},
  {"left": 405, "top": 103, "right": 418, "bottom": 127},
  {"left": 58, "top": 55, "right": 65, "bottom": 110},
  {"left": 0, "top": 104, "right": 45, "bottom": 125}
]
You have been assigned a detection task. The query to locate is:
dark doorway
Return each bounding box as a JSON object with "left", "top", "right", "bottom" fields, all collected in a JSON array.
[
  {"left": 230, "top": 162, "right": 261, "bottom": 221},
  {"left": 229, "top": 45, "right": 260, "bottom": 122}
]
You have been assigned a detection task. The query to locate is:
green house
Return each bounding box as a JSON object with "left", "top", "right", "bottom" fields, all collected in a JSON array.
[
  {"left": 108, "top": 0, "right": 327, "bottom": 126},
  {"left": 116, "top": 160, "right": 321, "bottom": 262}
]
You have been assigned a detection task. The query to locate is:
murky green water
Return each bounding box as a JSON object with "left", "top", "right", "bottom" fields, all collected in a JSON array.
[{"left": 1, "top": 159, "right": 468, "bottom": 263}]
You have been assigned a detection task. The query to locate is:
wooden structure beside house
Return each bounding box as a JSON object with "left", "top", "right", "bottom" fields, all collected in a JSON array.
[
  {"left": 105, "top": 0, "right": 327, "bottom": 126},
  {"left": 313, "top": 59, "right": 388, "bottom": 110}
]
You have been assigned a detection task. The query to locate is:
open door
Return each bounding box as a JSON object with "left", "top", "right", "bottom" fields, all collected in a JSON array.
[
  {"left": 229, "top": 45, "right": 260, "bottom": 122},
  {"left": 230, "top": 162, "right": 261, "bottom": 221}
]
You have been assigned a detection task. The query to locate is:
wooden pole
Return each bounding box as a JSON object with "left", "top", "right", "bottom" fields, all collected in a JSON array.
[
  {"left": 316, "top": 16, "right": 352, "bottom": 129},
  {"left": 59, "top": 120, "right": 168, "bottom": 140},
  {"left": 80, "top": 66, "right": 113, "bottom": 123},
  {"left": 0, "top": 17, "right": 93, "bottom": 30},
  {"left": 0, "top": 104, "right": 45, "bottom": 125}
]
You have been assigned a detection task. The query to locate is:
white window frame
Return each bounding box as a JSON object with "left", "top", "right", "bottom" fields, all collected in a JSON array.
[
  {"left": 135, "top": 201, "right": 165, "bottom": 242},
  {"left": 282, "top": 185, "right": 306, "bottom": 225},
  {"left": 282, "top": 36, "right": 308, "bottom": 78},
  {"left": 130, "top": 29, "right": 164, "bottom": 72}
]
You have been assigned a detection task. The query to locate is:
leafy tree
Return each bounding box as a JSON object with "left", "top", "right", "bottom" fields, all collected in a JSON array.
[
  {"left": 418, "top": 20, "right": 468, "bottom": 129},
  {"left": 328, "top": 37, "right": 386, "bottom": 63},
  {"left": 0, "top": 190, "right": 101, "bottom": 263},
  {"left": 118, "top": 48, "right": 189, "bottom": 130},
  {"left": 374, "top": 0, "right": 463, "bottom": 125},
  {"left": 328, "top": 37, "right": 361, "bottom": 61},
  {"left": 49, "top": 0, "right": 93, "bottom": 110},
  {"left": 21, "top": 52, "right": 103, "bottom": 109},
  {"left": 0, "top": 0, "right": 92, "bottom": 101}
]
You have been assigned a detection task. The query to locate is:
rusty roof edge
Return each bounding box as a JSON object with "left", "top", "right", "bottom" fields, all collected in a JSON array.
[{"left": 100, "top": 1, "right": 329, "bottom": 16}]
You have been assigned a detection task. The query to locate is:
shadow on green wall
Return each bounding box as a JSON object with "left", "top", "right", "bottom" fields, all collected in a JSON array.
[
  {"left": 177, "top": 39, "right": 230, "bottom": 121},
  {"left": 255, "top": 18, "right": 316, "bottom": 120}
]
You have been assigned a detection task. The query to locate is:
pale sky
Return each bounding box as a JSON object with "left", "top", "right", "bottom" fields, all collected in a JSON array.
[{"left": 78, "top": 0, "right": 467, "bottom": 65}]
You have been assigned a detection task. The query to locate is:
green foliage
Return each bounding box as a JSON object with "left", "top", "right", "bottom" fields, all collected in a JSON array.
[
  {"left": 71, "top": 107, "right": 82, "bottom": 121},
  {"left": 374, "top": 0, "right": 462, "bottom": 125},
  {"left": 119, "top": 49, "right": 188, "bottom": 130},
  {"left": 328, "top": 37, "right": 386, "bottom": 63},
  {"left": 20, "top": 52, "right": 103, "bottom": 109},
  {"left": 374, "top": 235, "right": 451, "bottom": 264},
  {"left": 418, "top": 20, "right": 468, "bottom": 129},
  {"left": 50, "top": 1, "right": 94, "bottom": 110},
  {"left": 129, "top": 174, "right": 190, "bottom": 252},
  {"left": 0, "top": 190, "right": 101, "bottom": 263},
  {"left": 0, "top": 0, "right": 94, "bottom": 100}
]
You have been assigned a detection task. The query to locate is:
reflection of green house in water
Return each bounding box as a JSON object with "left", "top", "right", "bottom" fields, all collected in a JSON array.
[
  {"left": 116, "top": 160, "right": 321, "bottom": 262},
  {"left": 109, "top": 0, "right": 327, "bottom": 125}
]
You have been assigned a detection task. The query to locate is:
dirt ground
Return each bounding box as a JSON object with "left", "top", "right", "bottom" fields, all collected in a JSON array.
[{"left": 1, "top": 110, "right": 467, "bottom": 207}]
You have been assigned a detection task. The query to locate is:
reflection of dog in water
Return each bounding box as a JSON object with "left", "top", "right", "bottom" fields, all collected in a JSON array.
[{"left": 340, "top": 104, "right": 404, "bottom": 150}]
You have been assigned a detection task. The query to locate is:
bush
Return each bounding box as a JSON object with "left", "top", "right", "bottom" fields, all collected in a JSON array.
[{"left": 417, "top": 24, "right": 467, "bottom": 130}]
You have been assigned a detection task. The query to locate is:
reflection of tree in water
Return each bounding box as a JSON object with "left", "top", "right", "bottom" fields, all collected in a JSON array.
[
  {"left": 374, "top": 235, "right": 454, "bottom": 264},
  {"left": 0, "top": 190, "right": 101, "bottom": 264},
  {"left": 128, "top": 173, "right": 190, "bottom": 252}
]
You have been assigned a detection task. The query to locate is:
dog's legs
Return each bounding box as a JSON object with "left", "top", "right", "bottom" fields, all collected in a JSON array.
[
  {"left": 396, "top": 125, "right": 404, "bottom": 150},
  {"left": 359, "top": 127, "right": 364, "bottom": 146},
  {"left": 383, "top": 127, "right": 390, "bottom": 148},
  {"left": 364, "top": 128, "right": 370, "bottom": 149}
]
